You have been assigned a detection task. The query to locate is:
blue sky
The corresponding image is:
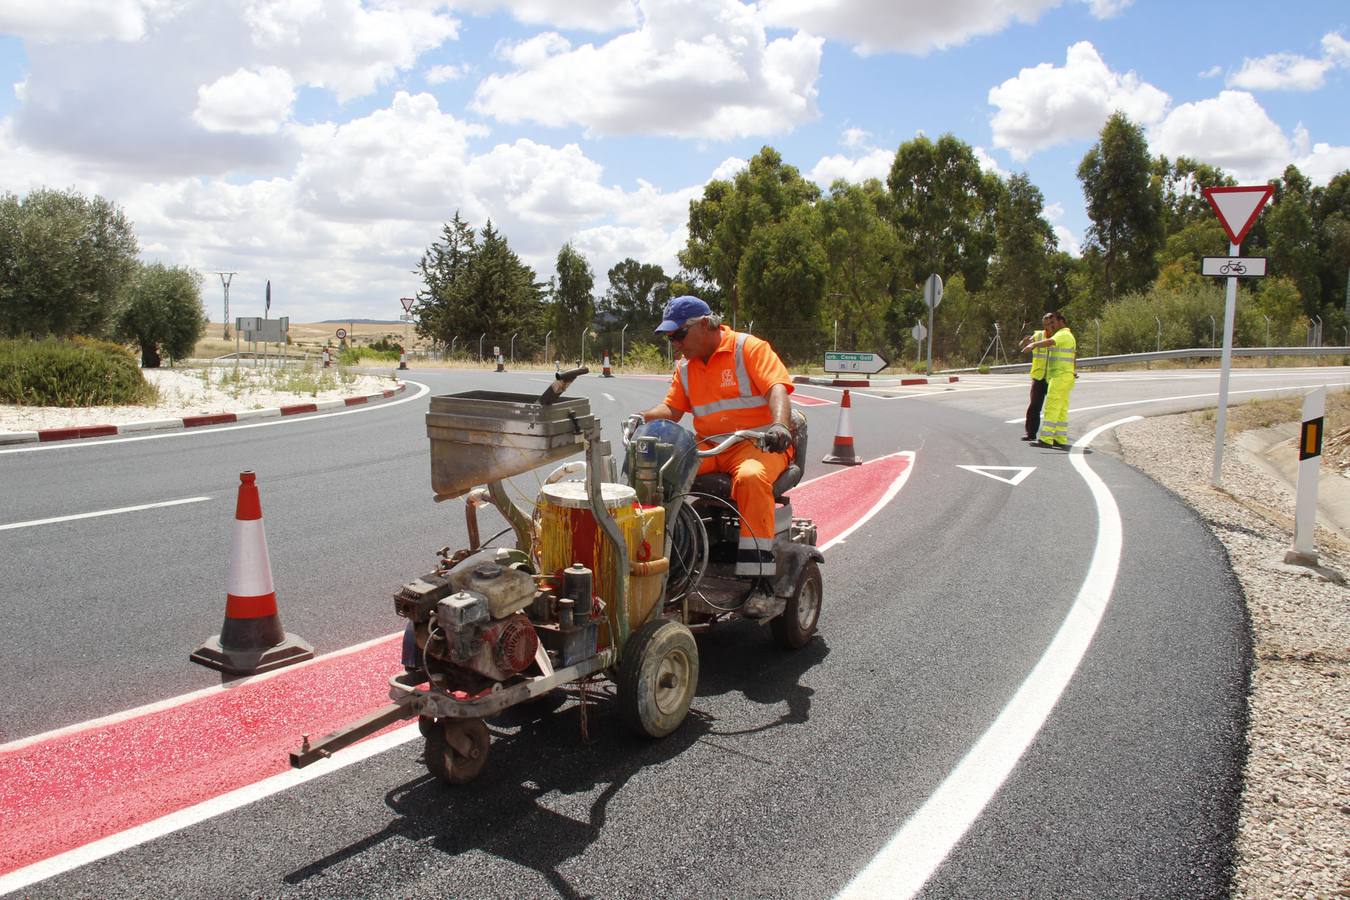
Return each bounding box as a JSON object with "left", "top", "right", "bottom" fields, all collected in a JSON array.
[{"left": 0, "top": 0, "right": 1346, "bottom": 322}]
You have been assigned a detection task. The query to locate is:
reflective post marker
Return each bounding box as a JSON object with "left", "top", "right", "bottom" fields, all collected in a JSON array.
[{"left": 1286, "top": 386, "right": 1326, "bottom": 566}]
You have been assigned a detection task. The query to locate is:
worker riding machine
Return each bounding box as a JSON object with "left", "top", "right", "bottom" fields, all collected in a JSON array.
[{"left": 290, "top": 367, "right": 823, "bottom": 783}]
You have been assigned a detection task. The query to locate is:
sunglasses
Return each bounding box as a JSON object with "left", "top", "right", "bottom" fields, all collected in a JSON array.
[{"left": 666, "top": 325, "right": 691, "bottom": 342}]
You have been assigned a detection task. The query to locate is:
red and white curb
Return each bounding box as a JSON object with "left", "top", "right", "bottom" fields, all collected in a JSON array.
[
  {"left": 793, "top": 374, "right": 960, "bottom": 388},
  {"left": 0, "top": 382, "right": 407, "bottom": 446}
]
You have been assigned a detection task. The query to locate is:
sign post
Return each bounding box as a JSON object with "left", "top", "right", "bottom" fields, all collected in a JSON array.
[
  {"left": 923, "top": 274, "right": 942, "bottom": 375},
  {"left": 1203, "top": 184, "right": 1274, "bottom": 487}
]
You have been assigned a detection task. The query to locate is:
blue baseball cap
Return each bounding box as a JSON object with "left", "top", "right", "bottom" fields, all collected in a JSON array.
[{"left": 655, "top": 295, "right": 712, "bottom": 333}]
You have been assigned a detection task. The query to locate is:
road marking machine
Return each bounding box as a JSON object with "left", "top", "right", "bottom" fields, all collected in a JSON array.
[{"left": 291, "top": 367, "right": 822, "bottom": 783}]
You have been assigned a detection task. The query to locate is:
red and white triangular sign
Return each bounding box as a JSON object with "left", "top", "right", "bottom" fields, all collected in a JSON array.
[{"left": 1203, "top": 185, "right": 1274, "bottom": 246}]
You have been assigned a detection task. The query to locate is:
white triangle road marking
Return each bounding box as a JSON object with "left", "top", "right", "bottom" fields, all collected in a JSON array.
[{"left": 957, "top": 464, "right": 1035, "bottom": 486}]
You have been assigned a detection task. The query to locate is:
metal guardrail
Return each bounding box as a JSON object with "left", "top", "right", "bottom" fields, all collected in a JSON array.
[{"left": 943, "top": 346, "right": 1350, "bottom": 375}]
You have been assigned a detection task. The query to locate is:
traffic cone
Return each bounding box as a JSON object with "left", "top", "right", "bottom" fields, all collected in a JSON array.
[
  {"left": 191, "top": 471, "right": 314, "bottom": 676},
  {"left": 398, "top": 351, "right": 408, "bottom": 370},
  {"left": 602, "top": 353, "right": 613, "bottom": 377},
  {"left": 496, "top": 353, "right": 505, "bottom": 373},
  {"left": 822, "top": 390, "right": 863, "bottom": 466}
]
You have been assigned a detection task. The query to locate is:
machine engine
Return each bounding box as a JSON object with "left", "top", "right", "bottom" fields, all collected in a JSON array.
[{"left": 432, "top": 591, "right": 539, "bottom": 682}]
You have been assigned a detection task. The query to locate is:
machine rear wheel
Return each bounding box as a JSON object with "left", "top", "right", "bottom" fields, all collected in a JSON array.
[
  {"left": 771, "top": 562, "right": 821, "bottom": 649},
  {"left": 425, "top": 718, "right": 491, "bottom": 784},
  {"left": 618, "top": 619, "right": 699, "bottom": 738}
]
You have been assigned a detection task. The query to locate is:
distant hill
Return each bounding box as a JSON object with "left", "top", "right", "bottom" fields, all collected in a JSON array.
[{"left": 318, "top": 319, "right": 403, "bottom": 324}]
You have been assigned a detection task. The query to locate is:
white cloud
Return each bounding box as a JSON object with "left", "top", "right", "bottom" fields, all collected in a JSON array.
[
  {"left": 1081, "top": 0, "right": 1131, "bottom": 18},
  {"left": 472, "top": 0, "right": 822, "bottom": 139},
  {"left": 193, "top": 67, "right": 296, "bottom": 134},
  {"left": 240, "top": 0, "right": 460, "bottom": 102},
  {"left": 972, "top": 146, "right": 1007, "bottom": 178},
  {"left": 425, "top": 63, "right": 469, "bottom": 84},
  {"left": 0, "top": 0, "right": 158, "bottom": 42},
  {"left": 1198, "top": 65, "right": 1222, "bottom": 79},
  {"left": 1226, "top": 31, "right": 1349, "bottom": 92},
  {"left": 840, "top": 127, "right": 870, "bottom": 148},
  {"left": 1042, "top": 202, "right": 1080, "bottom": 256},
  {"left": 455, "top": 0, "right": 638, "bottom": 32},
  {"left": 806, "top": 148, "right": 892, "bottom": 187},
  {"left": 710, "top": 156, "right": 747, "bottom": 180},
  {"left": 988, "top": 41, "right": 1170, "bottom": 160},
  {"left": 759, "top": 0, "right": 1061, "bottom": 55}
]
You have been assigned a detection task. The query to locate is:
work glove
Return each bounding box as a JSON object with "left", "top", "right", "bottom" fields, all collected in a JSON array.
[{"left": 762, "top": 423, "right": 792, "bottom": 453}]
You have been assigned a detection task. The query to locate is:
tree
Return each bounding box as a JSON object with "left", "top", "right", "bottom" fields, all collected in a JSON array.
[
  {"left": 1154, "top": 155, "right": 1234, "bottom": 236},
  {"left": 679, "top": 146, "right": 820, "bottom": 326},
  {"left": 737, "top": 205, "right": 827, "bottom": 360},
  {"left": 816, "top": 179, "right": 901, "bottom": 351},
  {"left": 886, "top": 134, "right": 1002, "bottom": 293},
  {"left": 598, "top": 258, "right": 670, "bottom": 336},
  {"left": 988, "top": 173, "right": 1058, "bottom": 333},
  {"left": 413, "top": 212, "right": 477, "bottom": 345},
  {"left": 1077, "top": 113, "right": 1162, "bottom": 300},
  {"left": 1265, "top": 166, "right": 1322, "bottom": 316},
  {"left": 550, "top": 243, "right": 595, "bottom": 361},
  {"left": 114, "top": 263, "right": 207, "bottom": 367},
  {"left": 0, "top": 188, "right": 139, "bottom": 338}
]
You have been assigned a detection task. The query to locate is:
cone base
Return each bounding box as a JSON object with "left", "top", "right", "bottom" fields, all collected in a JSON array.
[
  {"left": 822, "top": 451, "right": 863, "bottom": 466},
  {"left": 190, "top": 632, "right": 315, "bottom": 676}
]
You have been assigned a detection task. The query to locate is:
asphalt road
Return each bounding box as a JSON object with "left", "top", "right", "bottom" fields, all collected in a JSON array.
[{"left": 2, "top": 364, "right": 1346, "bottom": 898}]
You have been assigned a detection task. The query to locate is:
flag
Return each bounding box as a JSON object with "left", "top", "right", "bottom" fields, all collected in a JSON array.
[{"left": 265, "top": 280, "right": 271, "bottom": 316}]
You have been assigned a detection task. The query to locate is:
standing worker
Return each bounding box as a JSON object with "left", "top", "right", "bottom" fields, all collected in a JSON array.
[
  {"left": 1018, "top": 312, "right": 1056, "bottom": 442},
  {"left": 635, "top": 296, "right": 795, "bottom": 618},
  {"left": 1024, "top": 312, "right": 1076, "bottom": 449}
]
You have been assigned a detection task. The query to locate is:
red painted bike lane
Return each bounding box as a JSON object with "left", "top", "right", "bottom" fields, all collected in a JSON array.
[{"left": 0, "top": 452, "right": 912, "bottom": 877}]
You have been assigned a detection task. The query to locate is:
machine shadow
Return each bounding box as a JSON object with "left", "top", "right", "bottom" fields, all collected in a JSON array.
[{"left": 282, "top": 631, "right": 828, "bottom": 897}]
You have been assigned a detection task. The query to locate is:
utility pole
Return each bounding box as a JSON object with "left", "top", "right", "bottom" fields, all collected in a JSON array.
[{"left": 211, "top": 272, "right": 237, "bottom": 339}]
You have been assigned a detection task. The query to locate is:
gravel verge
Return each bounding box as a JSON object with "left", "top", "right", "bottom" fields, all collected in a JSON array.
[{"left": 1115, "top": 414, "right": 1349, "bottom": 899}]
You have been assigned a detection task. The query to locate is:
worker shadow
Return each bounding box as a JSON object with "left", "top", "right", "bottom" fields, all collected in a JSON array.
[
  {"left": 692, "top": 625, "right": 830, "bottom": 738},
  {"left": 282, "top": 693, "right": 712, "bottom": 899}
]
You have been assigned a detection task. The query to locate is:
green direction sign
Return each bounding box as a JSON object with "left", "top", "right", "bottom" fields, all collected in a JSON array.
[{"left": 824, "top": 351, "right": 889, "bottom": 375}]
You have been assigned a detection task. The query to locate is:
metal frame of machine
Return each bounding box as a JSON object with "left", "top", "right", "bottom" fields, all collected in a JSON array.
[{"left": 290, "top": 368, "right": 822, "bottom": 782}]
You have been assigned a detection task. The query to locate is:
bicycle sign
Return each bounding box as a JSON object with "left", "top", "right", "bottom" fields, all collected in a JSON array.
[{"left": 1201, "top": 257, "right": 1266, "bottom": 278}]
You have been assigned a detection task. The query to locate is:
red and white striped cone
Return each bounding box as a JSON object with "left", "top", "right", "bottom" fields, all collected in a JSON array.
[
  {"left": 191, "top": 471, "right": 313, "bottom": 676},
  {"left": 495, "top": 353, "right": 505, "bottom": 372},
  {"left": 602, "top": 353, "right": 613, "bottom": 377},
  {"left": 398, "top": 351, "right": 408, "bottom": 370},
  {"left": 822, "top": 389, "right": 863, "bottom": 466}
]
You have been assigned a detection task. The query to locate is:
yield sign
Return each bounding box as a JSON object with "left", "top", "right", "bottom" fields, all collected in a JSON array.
[
  {"left": 957, "top": 465, "right": 1034, "bottom": 486},
  {"left": 1203, "top": 185, "right": 1274, "bottom": 245}
]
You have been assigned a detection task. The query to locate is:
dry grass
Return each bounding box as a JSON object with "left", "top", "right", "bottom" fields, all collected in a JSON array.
[
  {"left": 1193, "top": 386, "right": 1350, "bottom": 472},
  {"left": 197, "top": 321, "right": 424, "bottom": 358}
]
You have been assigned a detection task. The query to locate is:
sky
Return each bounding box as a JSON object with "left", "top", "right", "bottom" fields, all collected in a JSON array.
[{"left": 0, "top": 0, "right": 1346, "bottom": 323}]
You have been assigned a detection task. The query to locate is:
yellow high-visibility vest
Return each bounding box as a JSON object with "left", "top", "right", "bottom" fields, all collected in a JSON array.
[
  {"left": 1029, "top": 330, "right": 1048, "bottom": 379},
  {"left": 1047, "top": 328, "right": 1076, "bottom": 378}
]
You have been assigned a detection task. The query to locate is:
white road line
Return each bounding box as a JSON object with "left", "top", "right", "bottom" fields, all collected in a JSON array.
[
  {"left": 0, "top": 723, "right": 422, "bottom": 897},
  {"left": 0, "top": 497, "right": 211, "bottom": 532},
  {"left": 0, "top": 381, "right": 432, "bottom": 455},
  {"left": 1001, "top": 380, "right": 1349, "bottom": 423},
  {"left": 836, "top": 415, "right": 1140, "bottom": 900},
  {"left": 602, "top": 392, "right": 616, "bottom": 402}
]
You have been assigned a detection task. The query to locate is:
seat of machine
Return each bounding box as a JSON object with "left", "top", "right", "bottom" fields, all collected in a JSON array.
[{"left": 692, "top": 465, "right": 802, "bottom": 504}]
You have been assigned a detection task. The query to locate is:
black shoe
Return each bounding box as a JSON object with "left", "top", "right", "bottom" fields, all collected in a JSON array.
[
  {"left": 1020, "top": 435, "right": 1036, "bottom": 441},
  {"left": 1032, "top": 440, "right": 1055, "bottom": 449}
]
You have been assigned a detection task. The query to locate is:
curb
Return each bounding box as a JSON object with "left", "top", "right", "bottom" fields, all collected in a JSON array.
[
  {"left": 0, "top": 382, "right": 408, "bottom": 446},
  {"left": 793, "top": 375, "right": 961, "bottom": 388}
]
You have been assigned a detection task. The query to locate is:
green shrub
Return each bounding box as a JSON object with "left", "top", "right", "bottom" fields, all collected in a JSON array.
[
  {"left": 0, "top": 337, "right": 156, "bottom": 406},
  {"left": 339, "top": 347, "right": 401, "bottom": 365},
  {"left": 978, "top": 363, "right": 991, "bottom": 374},
  {"left": 619, "top": 341, "right": 670, "bottom": 372}
]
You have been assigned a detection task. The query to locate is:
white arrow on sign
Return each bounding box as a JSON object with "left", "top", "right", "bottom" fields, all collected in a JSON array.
[
  {"left": 1203, "top": 185, "right": 1273, "bottom": 246},
  {"left": 824, "top": 351, "right": 890, "bottom": 374},
  {"left": 957, "top": 465, "right": 1035, "bottom": 486}
]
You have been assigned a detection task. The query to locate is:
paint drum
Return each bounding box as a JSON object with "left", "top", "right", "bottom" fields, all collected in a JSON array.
[{"left": 537, "top": 482, "right": 664, "bottom": 648}]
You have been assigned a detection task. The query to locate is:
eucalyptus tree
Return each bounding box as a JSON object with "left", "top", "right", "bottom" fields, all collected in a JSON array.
[{"left": 1077, "top": 112, "right": 1163, "bottom": 299}]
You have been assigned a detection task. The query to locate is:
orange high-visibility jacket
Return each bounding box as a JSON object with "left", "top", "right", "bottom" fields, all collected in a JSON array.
[{"left": 662, "top": 326, "right": 793, "bottom": 438}]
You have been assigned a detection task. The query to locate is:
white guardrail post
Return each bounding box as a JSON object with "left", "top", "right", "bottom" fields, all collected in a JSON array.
[{"left": 1286, "top": 386, "right": 1326, "bottom": 567}]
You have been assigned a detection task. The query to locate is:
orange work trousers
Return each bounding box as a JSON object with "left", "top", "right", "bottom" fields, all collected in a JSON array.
[{"left": 697, "top": 438, "right": 787, "bottom": 577}]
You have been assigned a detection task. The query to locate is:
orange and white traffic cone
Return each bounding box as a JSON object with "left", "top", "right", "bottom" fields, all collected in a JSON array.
[
  {"left": 822, "top": 389, "right": 863, "bottom": 466},
  {"left": 496, "top": 353, "right": 505, "bottom": 372},
  {"left": 191, "top": 471, "right": 314, "bottom": 676},
  {"left": 398, "top": 351, "right": 408, "bottom": 370},
  {"left": 602, "top": 353, "right": 613, "bottom": 377}
]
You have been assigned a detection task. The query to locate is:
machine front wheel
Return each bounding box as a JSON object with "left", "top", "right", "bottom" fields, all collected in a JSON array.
[
  {"left": 617, "top": 619, "right": 699, "bottom": 738},
  {"left": 771, "top": 561, "right": 822, "bottom": 649},
  {"left": 425, "top": 717, "right": 491, "bottom": 784}
]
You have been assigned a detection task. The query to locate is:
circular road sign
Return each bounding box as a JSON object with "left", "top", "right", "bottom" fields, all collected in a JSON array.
[
  {"left": 336, "top": 328, "right": 348, "bottom": 339},
  {"left": 912, "top": 323, "right": 927, "bottom": 341}
]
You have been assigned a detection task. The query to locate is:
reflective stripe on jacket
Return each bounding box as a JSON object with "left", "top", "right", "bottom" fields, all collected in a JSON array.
[
  {"left": 1029, "top": 330, "right": 1048, "bottom": 379},
  {"left": 1046, "top": 327, "right": 1076, "bottom": 378}
]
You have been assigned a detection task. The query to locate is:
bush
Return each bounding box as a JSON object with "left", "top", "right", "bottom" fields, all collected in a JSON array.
[
  {"left": 0, "top": 337, "right": 156, "bottom": 406},
  {"left": 619, "top": 341, "right": 670, "bottom": 372},
  {"left": 338, "top": 347, "right": 401, "bottom": 365}
]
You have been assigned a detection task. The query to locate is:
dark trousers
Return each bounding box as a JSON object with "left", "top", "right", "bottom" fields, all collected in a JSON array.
[{"left": 1025, "top": 377, "right": 1048, "bottom": 439}]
